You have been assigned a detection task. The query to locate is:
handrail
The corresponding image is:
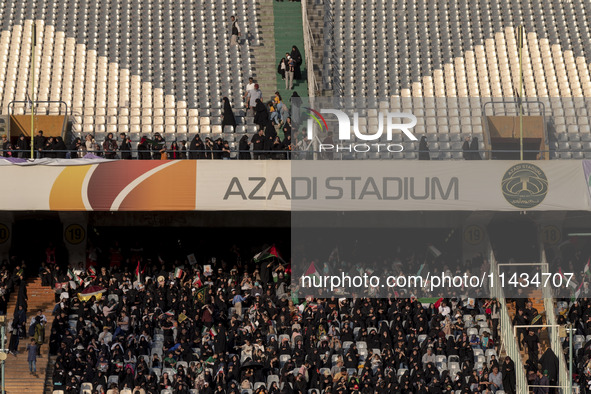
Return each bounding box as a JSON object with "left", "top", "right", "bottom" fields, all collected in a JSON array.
[
  {"left": 301, "top": 0, "right": 318, "bottom": 97},
  {"left": 490, "top": 249, "right": 529, "bottom": 393},
  {"left": 541, "top": 249, "right": 571, "bottom": 394}
]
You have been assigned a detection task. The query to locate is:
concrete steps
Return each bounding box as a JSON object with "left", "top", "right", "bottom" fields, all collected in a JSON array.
[
  {"left": 252, "top": 0, "right": 278, "bottom": 101},
  {"left": 507, "top": 289, "right": 550, "bottom": 366},
  {"left": 4, "top": 278, "right": 56, "bottom": 394}
]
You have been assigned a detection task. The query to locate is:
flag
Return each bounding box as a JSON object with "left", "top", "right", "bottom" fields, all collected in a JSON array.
[
  {"left": 201, "top": 326, "right": 218, "bottom": 337},
  {"left": 178, "top": 313, "right": 188, "bottom": 323},
  {"left": 164, "top": 310, "right": 175, "bottom": 317},
  {"left": 254, "top": 245, "right": 285, "bottom": 263},
  {"left": 135, "top": 261, "right": 145, "bottom": 283},
  {"left": 574, "top": 281, "right": 585, "bottom": 301},
  {"left": 559, "top": 268, "right": 577, "bottom": 290},
  {"left": 192, "top": 274, "right": 202, "bottom": 288},
  {"left": 417, "top": 263, "right": 425, "bottom": 276},
  {"left": 67, "top": 269, "right": 74, "bottom": 280},
  {"left": 74, "top": 273, "right": 83, "bottom": 287},
  {"left": 584, "top": 258, "right": 590, "bottom": 277},
  {"left": 427, "top": 245, "right": 442, "bottom": 258},
  {"left": 304, "top": 262, "right": 321, "bottom": 282},
  {"left": 433, "top": 297, "right": 444, "bottom": 309},
  {"left": 195, "top": 286, "right": 210, "bottom": 304},
  {"left": 174, "top": 267, "right": 184, "bottom": 279},
  {"left": 87, "top": 266, "right": 97, "bottom": 279}
]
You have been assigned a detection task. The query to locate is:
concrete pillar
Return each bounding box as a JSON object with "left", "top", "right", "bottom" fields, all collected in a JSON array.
[
  {"left": 0, "top": 213, "right": 13, "bottom": 263},
  {"left": 58, "top": 212, "right": 88, "bottom": 267}
]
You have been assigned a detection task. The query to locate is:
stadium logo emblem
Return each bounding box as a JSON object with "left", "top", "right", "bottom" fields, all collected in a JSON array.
[
  {"left": 501, "top": 163, "right": 548, "bottom": 209},
  {"left": 305, "top": 108, "right": 418, "bottom": 153}
]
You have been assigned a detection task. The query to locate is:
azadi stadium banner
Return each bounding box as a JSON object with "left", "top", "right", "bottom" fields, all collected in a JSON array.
[{"left": 0, "top": 158, "right": 590, "bottom": 211}]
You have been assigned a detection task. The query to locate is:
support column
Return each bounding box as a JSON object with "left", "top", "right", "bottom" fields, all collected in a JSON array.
[
  {"left": 58, "top": 212, "right": 88, "bottom": 267},
  {"left": 0, "top": 213, "right": 13, "bottom": 263}
]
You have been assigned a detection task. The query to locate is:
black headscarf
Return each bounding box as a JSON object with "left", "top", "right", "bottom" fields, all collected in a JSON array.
[
  {"left": 222, "top": 97, "right": 237, "bottom": 130},
  {"left": 469, "top": 137, "right": 481, "bottom": 160},
  {"left": 254, "top": 99, "right": 268, "bottom": 128},
  {"left": 418, "top": 136, "right": 430, "bottom": 160}
]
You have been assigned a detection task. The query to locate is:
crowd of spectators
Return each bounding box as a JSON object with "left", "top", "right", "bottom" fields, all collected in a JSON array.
[{"left": 34, "top": 238, "right": 524, "bottom": 394}]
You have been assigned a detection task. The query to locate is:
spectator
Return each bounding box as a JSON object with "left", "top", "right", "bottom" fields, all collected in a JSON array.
[
  {"left": 462, "top": 136, "right": 471, "bottom": 160},
  {"left": 253, "top": 98, "right": 268, "bottom": 129},
  {"left": 291, "top": 45, "right": 303, "bottom": 80},
  {"left": 53, "top": 136, "right": 68, "bottom": 159},
  {"left": 247, "top": 84, "right": 262, "bottom": 115},
  {"left": 152, "top": 133, "right": 166, "bottom": 160},
  {"left": 489, "top": 365, "right": 503, "bottom": 393},
  {"left": 221, "top": 97, "right": 237, "bottom": 132},
  {"left": 418, "top": 135, "right": 430, "bottom": 160},
  {"left": 180, "top": 140, "right": 187, "bottom": 159},
  {"left": 102, "top": 133, "right": 118, "bottom": 159},
  {"left": 137, "top": 136, "right": 151, "bottom": 160},
  {"left": 1, "top": 134, "right": 12, "bottom": 157},
  {"left": 119, "top": 133, "right": 132, "bottom": 160},
  {"left": 277, "top": 56, "right": 287, "bottom": 80},
  {"left": 230, "top": 15, "right": 240, "bottom": 47},
  {"left": 169, "top": 141, "right": 181, "bottom": 159},
  {"left": 26, "top": 338, "right": 37, "bottom": 375},
  {"left": 285, "top": 55, "right": 295, "bottom": 90},
  {"left": 238, "top": 134, "right": 251, "bottom": 160},
  {"left": 502, "top": 355, "right": 516, "bottom": 394},
  {"left": 470, "top": 136, "right": 482, "bottom": 160},
  {"left": 33, "top": 130, "right": 46, "bottom": 158},
  {"left": 189, "top": 134, "right": 205, "bottom": 159},
  {"left": 15, "top": 133, "right": 29, "bottom": 158},
  {"left": 251, "top": 129, "right": 265, "bottom": 160},
  {"left": 244, "top": 77, "right": 255, "bottom": 109}
]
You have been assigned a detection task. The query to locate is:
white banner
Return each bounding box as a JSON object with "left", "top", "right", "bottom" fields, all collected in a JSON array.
[
  {"left": 0, "top": 159, "right": 589, "bottom": 211},
  {"left": 203, "top": 161, "right": 591, "bottom": 212}
]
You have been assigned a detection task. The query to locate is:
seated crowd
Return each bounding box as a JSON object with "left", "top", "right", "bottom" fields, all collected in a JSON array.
[{"left": 38, "top": 242, "right": 515, "bottom": 394}]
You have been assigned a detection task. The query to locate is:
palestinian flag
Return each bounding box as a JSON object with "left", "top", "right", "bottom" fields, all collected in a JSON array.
[
  {"left": 304, "top": 262, "right": 321, "bottom": 282},
  {"left": 195, "top": 286, "right": 210, "bottom": 304},
  {"left": 254, "top": 245, "right": 285, "bottom": 263},
  {"left": 433, "top": 297, "right": 444, "bottom": 309},
  {"left": 192, "top": 274, "right": 203, "bottom": 288},
  {"left": 174, "top": 267, "right": 184, "bottom": 279},
  {"left": 574, "top": 281, "right": 585, "bottom": 301},
  {"left": 135, "top": 261, "right": 145, "bottom": 283}
]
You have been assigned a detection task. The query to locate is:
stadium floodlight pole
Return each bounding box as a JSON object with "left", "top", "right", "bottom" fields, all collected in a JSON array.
[
  {"left": 30, "top": 22, "right": 36, "bottom": 159},
  {"left": 518, "top": 25, "right": 524, "bottom": 161}
]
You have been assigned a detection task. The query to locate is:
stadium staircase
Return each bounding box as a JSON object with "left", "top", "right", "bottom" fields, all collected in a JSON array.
[
  {"left": 506, "top": 289, "right": 552, "bottom": 365},
  {"left": 4, "top": 278, "right": 55, "bottom": 394},
  {"left": 273, "top": 1, "right": 309, "bottom": 105},
  {"left": 252, "top": 0, "right": 278, "bottom": 101}
]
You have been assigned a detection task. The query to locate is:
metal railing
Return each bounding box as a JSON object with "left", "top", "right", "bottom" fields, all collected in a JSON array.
[
  {"left": 490, "top": 249, "right": 529, "bottom": 393},
  {"left": 0, "top": 147, "right": 589, "bottom": 160},
  {"left": 541, "top": 249, "right": 572, "bottom": 394},
  {"left": 301, "top": 0, "right": 318, "bottom": 98}
]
